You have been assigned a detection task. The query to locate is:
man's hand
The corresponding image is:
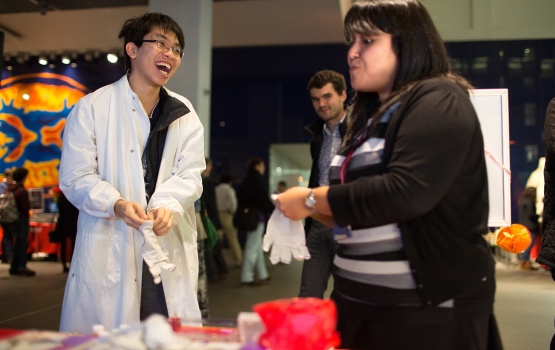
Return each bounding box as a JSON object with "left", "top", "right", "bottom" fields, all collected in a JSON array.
[
  {"left": 148, "top": 207, "right": 173, "bottom": 236},
  {"left": 114, "top": 199, "right": 148, "bottom": 229}
]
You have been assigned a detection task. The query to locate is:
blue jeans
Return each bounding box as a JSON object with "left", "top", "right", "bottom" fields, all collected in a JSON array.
[
  {"left": 241, "top": 222, "right": 268, "bottom": 283},
  {"left": 299, "top": 220, "right": 337, "bottom": 298}
]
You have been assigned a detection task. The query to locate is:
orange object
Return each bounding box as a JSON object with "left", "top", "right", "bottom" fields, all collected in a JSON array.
[{"left": 496, "top": 224, "right": 532, "bottom": 254}]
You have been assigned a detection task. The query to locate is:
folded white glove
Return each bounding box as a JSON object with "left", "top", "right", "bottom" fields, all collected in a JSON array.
[
  {"left": 263, "top": 209, "right": 310, "bottom": 264},
  {"left": 139, "top": 221, "right": 176, "bottom": 284}
]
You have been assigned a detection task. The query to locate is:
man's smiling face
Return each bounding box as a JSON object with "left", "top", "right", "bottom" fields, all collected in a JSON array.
[{"left": 130, "top": 26, "right": 182, "bottom": 88}]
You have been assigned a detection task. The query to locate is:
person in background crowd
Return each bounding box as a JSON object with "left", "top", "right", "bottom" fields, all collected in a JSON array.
[
  {"left": 7, "top": 167, "right": 35, "bottom": 277},
  {"left": 0, "top": 168, "right": 12, "bottom": 194},
  {"left": 202, "top": 158, "right": 229, "bottom": 283},
  {"left": 0, "top": 168, "right": 13, "bottom": 264},
  {"left": 526, "top": 157, "right": 545, "bottom": 225},
  {"left": 300, "top": 69, "right": 347, "bottom": 298},
  {"left": 55, "top": 192, "right": 79, "bottom": 273},
  {"left": 237, "top": 157, "right": 274, "bottom": 286},
  {"left": 274, "top": 181, "right": 288, "bottom": 194},
  {"left": 275, "top": 1, "right": 502, "bottom": 348},
  {"left": 537, "top": 97, "right": 555, "bottom": 348},
  {"left": 215, "top": 174, "right": 242, "bottom": 268},
  {"left": 58, "top": 12, "right": 205, "bottom": 334},
  {"left": 517, "top": 187, "right": 539, "bottom": 271}
]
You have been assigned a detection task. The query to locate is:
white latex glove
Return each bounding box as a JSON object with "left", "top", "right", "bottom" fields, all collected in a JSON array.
[
  {"left": 139, "top": 221, "right": 176, "bottom": 284},
  {"left": 263, "top": 209, "right": 310, "bottom": 264}
]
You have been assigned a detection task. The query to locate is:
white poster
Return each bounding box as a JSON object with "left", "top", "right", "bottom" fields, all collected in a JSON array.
[{"left": 470, "top": 89, "right": 511, "bottom": 227}]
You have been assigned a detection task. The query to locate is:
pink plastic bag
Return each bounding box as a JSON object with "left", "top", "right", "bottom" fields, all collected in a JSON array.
[{"left": 254, "top": 297, "right": 340, "bottom": 350}]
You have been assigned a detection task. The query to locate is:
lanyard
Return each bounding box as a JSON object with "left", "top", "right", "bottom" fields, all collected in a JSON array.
[
  {"left": 339, "top": 130, "right": 370, "bottom": 184},
  {"left": 340, "top": 101, "right": 401, "bottom": 184}
]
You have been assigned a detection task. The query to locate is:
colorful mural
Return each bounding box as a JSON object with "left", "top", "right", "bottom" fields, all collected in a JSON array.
[{"left": 0, "top": 73, "right": 89, "bottom": 188}]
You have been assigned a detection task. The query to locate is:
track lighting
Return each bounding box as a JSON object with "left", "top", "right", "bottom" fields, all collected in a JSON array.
[{"left": 38, "top": 56, "right": 48, "bottom": 65}]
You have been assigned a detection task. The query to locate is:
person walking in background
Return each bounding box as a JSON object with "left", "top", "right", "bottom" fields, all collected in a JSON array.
[
  {"left": 7, "top": 167, "right": 35, "bottom": 277},
  {"left": 536, "top": 97, "right": 555, "bottom": 348},
  {"left": 1, "top": 168, "right": 13, "bottom": 264},
  {"left": 517, "top": 187, "right": 539, "bottom": 271},
  {"left": 275, "top": 1, "right": 502, "bottom": 348},
  {"left": 215, "top": 174, "right": 242, "bottom": 268},
  {"left": 58, "top": 13, "right": 205, "bottom": 334},
  {"left": 300, "top": 69, "right": 347, "bottom": 298},
  {"left": 55, "top": 192, "right": 79, "bottom": 273},
  {"left": 237, "top": 157, "right": 274, "bottom": 286},
  {"left": 202, "top": 158, "right": 229, "bottom": 283},
  {"left": 526, "top": 157, "right": 545, "bottom": 225}
]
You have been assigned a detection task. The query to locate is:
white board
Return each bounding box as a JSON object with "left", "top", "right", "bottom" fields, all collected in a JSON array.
[{"left": 469, "top": 89, "right": 511, "bottom": 227}]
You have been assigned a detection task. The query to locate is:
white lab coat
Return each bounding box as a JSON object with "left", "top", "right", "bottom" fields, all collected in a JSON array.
[{"left": 58, "top": 76, "right": 204, "bottom": 334}]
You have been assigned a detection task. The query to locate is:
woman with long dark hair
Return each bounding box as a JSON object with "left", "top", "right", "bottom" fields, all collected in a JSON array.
[
  {"left": 237, "top": 157, "right": 274, "bottom": 286},
  {"left": 276, "top": 1, "right": 502, "bottom": 348}
]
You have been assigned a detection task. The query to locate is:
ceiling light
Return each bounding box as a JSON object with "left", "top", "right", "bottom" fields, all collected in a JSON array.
[
  {"left": 106, "top": 53, "right": 118, "bottom": 64},
  {"left": 38, "top": 56, "right": 48, "bottom": 65},
  {"left": 61, "top": 55, "right": 71, "bottom": 64}
]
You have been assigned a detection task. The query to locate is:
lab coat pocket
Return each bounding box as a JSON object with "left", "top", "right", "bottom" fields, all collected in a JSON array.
[{"left": 74, "top": 224, "right": 122, "bottom": 287}]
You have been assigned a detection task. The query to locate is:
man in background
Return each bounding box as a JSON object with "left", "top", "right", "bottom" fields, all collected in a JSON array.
[
  {"left": 300, "top": 70, "right": 347, "bottom": 298},
  {"left": 215, "top": 174, "right": 242, "bottom": 268}
]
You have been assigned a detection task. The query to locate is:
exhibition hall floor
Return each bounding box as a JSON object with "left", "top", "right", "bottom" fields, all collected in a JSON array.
[{"left": 0, "top": 252, "right": 552, "bottom": 350}]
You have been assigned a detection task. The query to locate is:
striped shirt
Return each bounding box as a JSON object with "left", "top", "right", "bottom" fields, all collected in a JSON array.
[{"left": 329, "top": 102, "right": 453, "bottom": 308}]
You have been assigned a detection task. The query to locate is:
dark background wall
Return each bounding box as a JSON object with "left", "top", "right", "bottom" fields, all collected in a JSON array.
[
  {"left": 3, "top": 39, "right": 554, "bottom": 223},
  {"left": 209, "top": 40, "right": 555, "bottom": 224}
]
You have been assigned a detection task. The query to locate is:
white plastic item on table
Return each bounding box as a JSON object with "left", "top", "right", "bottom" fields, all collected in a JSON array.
[{"left": 237, "top": 312, "right": 265, "bottom": 345}]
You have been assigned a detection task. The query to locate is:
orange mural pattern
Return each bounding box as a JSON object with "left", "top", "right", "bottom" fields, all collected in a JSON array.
[{"left": 0, "top": 73, "right": 89, "bottom": 189}]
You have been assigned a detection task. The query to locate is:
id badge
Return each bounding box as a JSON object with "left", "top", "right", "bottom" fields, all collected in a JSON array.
[{"left": 333, "top": 222, "right": 351, "bottom": 241}]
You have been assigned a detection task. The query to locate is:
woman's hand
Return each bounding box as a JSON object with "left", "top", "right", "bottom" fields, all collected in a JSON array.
[
  {"left": 276, "top": 186, "right": 334, "bottom": 225},
  {"left": 275, "top": 186, "right": 314, "bottom": 221}
]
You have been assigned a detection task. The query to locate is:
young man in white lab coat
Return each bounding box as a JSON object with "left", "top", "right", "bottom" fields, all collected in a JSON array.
[{"left": 58, "top": 13, "right": 205, "bottom": 334}]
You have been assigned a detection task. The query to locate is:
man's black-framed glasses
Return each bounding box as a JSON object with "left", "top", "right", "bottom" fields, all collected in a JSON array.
[{"left": 137, "top": 39, "right": 184, "bottom": 58}]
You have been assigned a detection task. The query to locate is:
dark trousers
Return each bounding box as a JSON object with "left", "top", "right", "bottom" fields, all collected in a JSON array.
[
  {"left": 333, "top": 292, "right": 504, "bottom": 350},
  {"left": 140, "top": 260, "right": 168, "bottom": 320},
  {"left": 299, "top": 220, "right": 337, "bottom": 298},
  {"left": 205, "top": 238, "right": 228, "bottom": 279},
  {"left": 60, "top": 234, "right": 76, "bottom": 269},
  {"left": 8, "top": 217, "right": 29, "bottom": 273}
]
